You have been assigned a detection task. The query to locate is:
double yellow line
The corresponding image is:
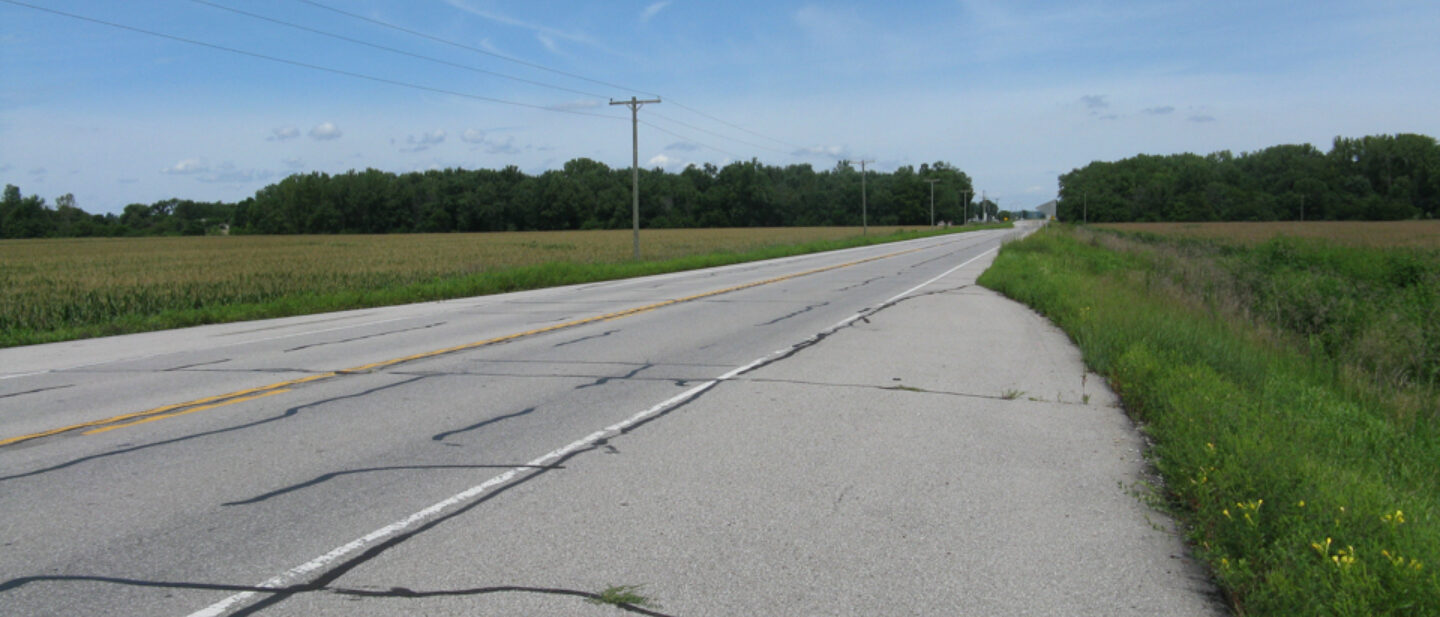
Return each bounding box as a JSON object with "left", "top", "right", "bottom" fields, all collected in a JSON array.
[{"left": 1, "top": 246, "right": 923, "bottom": 448}]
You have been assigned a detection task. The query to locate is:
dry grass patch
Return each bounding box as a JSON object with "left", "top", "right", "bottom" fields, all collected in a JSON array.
[{"left": 1097, "top": 221, "right": 1440, "bottom": 248}]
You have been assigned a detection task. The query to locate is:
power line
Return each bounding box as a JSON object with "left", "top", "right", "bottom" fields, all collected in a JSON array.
[
  {"left": 1, "top": 0, "right": 625, "bottom": 121},
  {"left": 292, "top": 0, "right": 812, "bottom": 160},
  {"left": 638, "top": 120, "right": 741, "bottom": 159},
  {"left": 187, "top": 0, "right": 610, "bottom": 100},
  {"left": 646, "top": 111, "right": 789, "bottom": 154},
  {"left": 295, "top": 0, "right": 660, "bottom": 99},
  {"left": 666, "top": 99, "right": 811, "bottom": 152}
]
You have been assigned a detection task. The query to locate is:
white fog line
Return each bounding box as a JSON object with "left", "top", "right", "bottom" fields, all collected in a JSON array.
[
  {"left": 882, "top": 247, "right": 997, "bottom": 305},
  {"left": 186, "top": 374, "right": 735, "bottom": 617}
]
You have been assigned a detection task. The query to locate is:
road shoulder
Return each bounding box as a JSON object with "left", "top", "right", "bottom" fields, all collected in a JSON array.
[{"left": 276, "top": 249, "right": 1226, "bottom": 616}]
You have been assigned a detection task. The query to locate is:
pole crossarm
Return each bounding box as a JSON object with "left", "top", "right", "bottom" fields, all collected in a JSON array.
[{"left": 610, "top": 97, "right": 661, "bottom": 259}]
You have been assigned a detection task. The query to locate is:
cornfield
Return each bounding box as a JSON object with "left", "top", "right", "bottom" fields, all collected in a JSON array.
[{"left": 0, "top": 227, "right": 924, "bottom": 345}]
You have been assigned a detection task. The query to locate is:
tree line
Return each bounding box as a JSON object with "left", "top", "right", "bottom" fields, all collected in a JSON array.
[
  {"left": 1057, "top": 133, "right": 1440, "bottom": 222},
  {"left": 1, "top": 160, "right": 984, "bottom": 239}
]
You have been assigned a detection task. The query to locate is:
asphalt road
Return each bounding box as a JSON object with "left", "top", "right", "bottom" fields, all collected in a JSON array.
[{"left": 0, "top": 223, "right": 1223, "bottom": 616}]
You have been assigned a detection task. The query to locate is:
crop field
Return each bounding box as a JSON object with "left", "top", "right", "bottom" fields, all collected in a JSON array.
[
  {"left": 0, "top": 226, "right": 972, "bottom": 347},
  {"left": 981, "top": 223, "right": 1439, "bottom": 615},
  {"left": 1097, "top": 220, "right": 1440, "bottom": 248}
]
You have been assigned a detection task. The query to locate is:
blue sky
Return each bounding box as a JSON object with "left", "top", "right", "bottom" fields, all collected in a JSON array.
[{"left": 2, "top": 0, "right": 1438, "bottom": 215}]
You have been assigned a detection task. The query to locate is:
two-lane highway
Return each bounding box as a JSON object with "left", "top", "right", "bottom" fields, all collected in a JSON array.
[{"left": 2, "top": 227, "right": 1031, "bottom": 616}]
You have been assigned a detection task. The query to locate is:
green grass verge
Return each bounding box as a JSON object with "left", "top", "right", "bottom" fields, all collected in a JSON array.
[
  {"left": 978, "top": 225, "right": 1439, "bottom": 616},
  {"left": 2, "top": 224, "right": 1008, "bottom": 347}
]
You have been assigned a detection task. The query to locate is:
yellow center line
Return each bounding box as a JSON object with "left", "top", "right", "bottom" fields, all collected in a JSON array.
[
  {"left": 2, "top": 244, "right": 928, "bottom": 447},
  {"left": 81, "top": 389, "right": 293, "bottom": 435}
]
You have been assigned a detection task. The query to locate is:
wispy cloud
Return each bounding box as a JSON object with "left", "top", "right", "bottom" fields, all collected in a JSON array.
[
  {"left": 640, "top": 1, "right": 671, "bottom": 23},
  {"left": 268, "top": 126, "right": 300, "bottom": 141},
  {"left": 398, "top": 130, "right": 447, "bottom": 153},
  {"left": 461, "top": 129, "right": 486, "bottom": 144},
  {"left": 162, "top": 159, "right": 208, "bottom": 175},
  {"left": 665, "top": 141, "right": 701, "bottom": 152},
  {"left": 1080, "top": 94, "right": 1109, "bottom": 109},
  {"left": 1142, "top": 105, "right": 1175, "bottom": 115},
  {"left": 1188, "top": 114, "right": 1217, "bottom": 123},
  {"left": 444, "top": 0, "right": 618, "bottom": 55},
  {"left": 197, "top": 162, "right": 274, "bottom": 184}
]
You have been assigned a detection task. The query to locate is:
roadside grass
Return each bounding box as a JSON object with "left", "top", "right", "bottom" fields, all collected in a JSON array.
[
  {"left": 978, "top": 224, "right": 1439, "bottom": 616},
  {"left": 0, "top": 224, "right": 1009, "bottom": 348}
]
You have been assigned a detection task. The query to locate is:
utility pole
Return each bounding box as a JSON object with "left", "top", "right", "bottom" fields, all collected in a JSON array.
[
  {"left": 960, "top": 189, "right": 971, "bottom": 224},
  {"left": 1083, "top": 191, "right": 1088, "bottom": 224},
  {"left": 856, "top": 159, "right": 874, "bottom": 235},
  {"left": 925, "top": 178, "right": 940, "bottom": 226},
  {"left": 610, "top": 96, "right": 661, "bottom": 259}
]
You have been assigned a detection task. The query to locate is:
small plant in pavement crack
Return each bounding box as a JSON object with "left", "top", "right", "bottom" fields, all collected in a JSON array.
[
  {"left": 1000, "top": 388, "right": 1025, "bottom": 400},
  {"left": 590, "top": 584, "right": 660, "bottom": 609}
]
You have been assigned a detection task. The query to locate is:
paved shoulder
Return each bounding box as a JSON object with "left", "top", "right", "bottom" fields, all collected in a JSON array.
[{"left": 277, "top": 250, "right": 1225, "bottom": 616}]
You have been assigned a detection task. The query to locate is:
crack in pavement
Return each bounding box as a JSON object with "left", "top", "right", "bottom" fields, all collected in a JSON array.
[
  {"left": 0, "top": 375, "right": 434, "bottom": 484},
  {"left": 552, "top": 329, "right": 621, "bottom": 348},
  {"left": 284, "top": 323, "right": 447, "bottom": 353},
  {"left": 223, "top": 463, "right": 563, "bottom": 506},
  {"left": 163, "top": 359, "right": 232, "bottom": 372},
  {"left": 431, "top": 407, "right": 537, "bottom": 442},
  {"left": 575, "top": 363, "right": 654, "bottom": 390},
  {"left": 756, "top": 301, "right": 830, "bottom": 326},
  {"left": 833, "top": 276, "right": 883, "bottom": 292},
  {"left": 0, "top": 384, "right": 74, "bottom": 400},
  {"left": 0, "top": 576, "right": 675, "bottom": 617}
]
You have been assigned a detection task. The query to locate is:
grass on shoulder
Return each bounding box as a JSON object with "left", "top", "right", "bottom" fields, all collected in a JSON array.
[
  {"left": 0, "top": 224, "right": 1008, "bottom": 348},
  {"left": 978, "top": 225, "right": 1439, "bottom": 616}
]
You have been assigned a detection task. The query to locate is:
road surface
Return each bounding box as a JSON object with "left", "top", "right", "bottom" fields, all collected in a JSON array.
[{"left": 0, "top": 223, "right": 1222, "bottom": 616}]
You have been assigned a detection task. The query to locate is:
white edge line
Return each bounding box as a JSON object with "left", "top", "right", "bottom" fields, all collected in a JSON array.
[
  {"left": 188, "top": 376, "right": 738, "bottom": 616},
  {"left": 187, "top": 243, "right": 997, "bottom": 617},
  {"left": 882, "top": 247, "right": 996, "bottom": 305}
]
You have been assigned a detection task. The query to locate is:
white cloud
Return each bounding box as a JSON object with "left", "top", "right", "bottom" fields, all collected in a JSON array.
[
  {"left": 269, "top": 126, "right": 300, "bottom": 141},
  {"left": 641, "top": 1, "right": 671, "bottom": 22},
  {"left": 461, "top": 128, "right": 486, "bottom": 144},
  {"left": 198, "top": 162, "right": 274, "bottom": 184},
  {"left": 309, "top": 122, "right": 342, "bottom": 141},
  {"left": 486, "top": 136, "right": 522, "bottom": 155},
  {"left": 648, "top": 153, "right": 675, "bottom": 167},
  {"left": 162, "top": 159, "right": 208, "bottom": 175},
  {"left": 793, "top": 145, "right": 848, "bottom": 158},
  {"left": 282, "top": 157, "right": 305, "bottom": 169},
  {"left": 399, "top": 130, "right": 448, "bottom": 153}
]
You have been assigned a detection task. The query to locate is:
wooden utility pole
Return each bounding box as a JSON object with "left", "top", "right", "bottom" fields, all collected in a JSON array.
[
  {"left": 610, "top": 96, "right": 661, "bottom": 259},
  {"left": 856, "top": 160, "right": 875, "bottom": 235},
  {"left": 925, "top": 178, "right": 940, "bottom": 226}
]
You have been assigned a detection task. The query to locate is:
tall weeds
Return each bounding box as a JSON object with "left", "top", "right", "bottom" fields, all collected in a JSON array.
[{"left": 980, "top": 225, "right": 1439, "bottom": 616}]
